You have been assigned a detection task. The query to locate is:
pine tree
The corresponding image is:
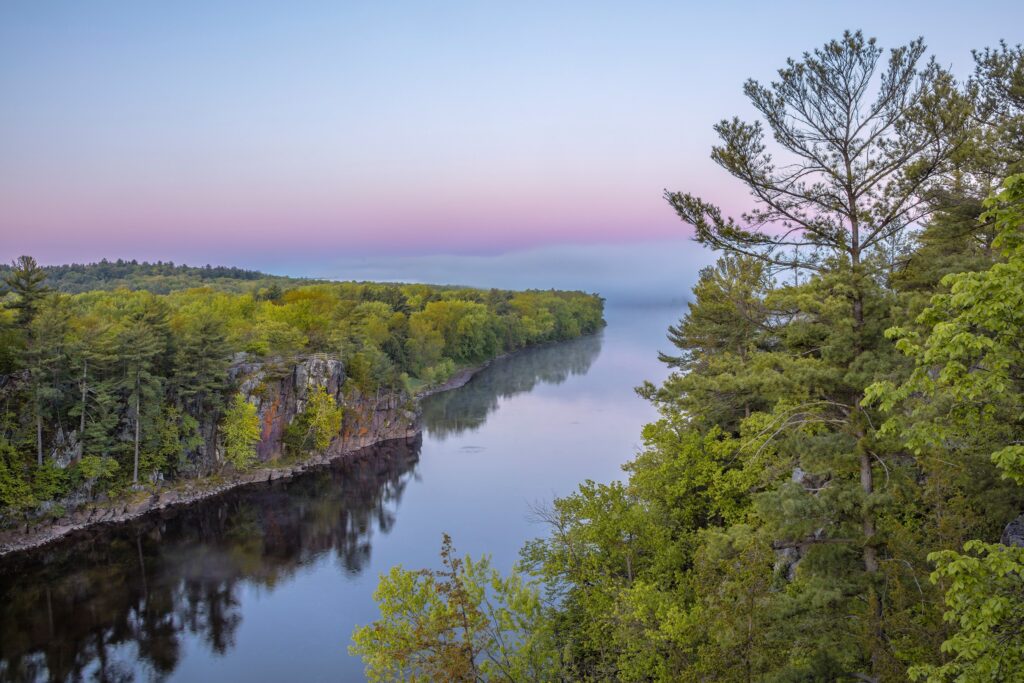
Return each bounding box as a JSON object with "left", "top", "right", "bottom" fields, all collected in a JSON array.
[
  {"left": 172, "top": 314, "right": 229, "bottom": 416},
  {"left": 118, "top": 317, "right": 165, "bottom": 484},
  {"left": 3, "top": 255, "right": 49, "bottom": 327},
  {"left": 67, "top": 316, "right": 118, "bottom": 462},
  {"left": 23, "top": 295, "right": 72, "bottom": 465},
  {"left": 660, "top": 34, "right": 977, "bottom": 677}
]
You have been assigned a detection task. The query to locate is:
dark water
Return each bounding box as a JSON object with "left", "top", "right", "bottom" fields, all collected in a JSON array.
[{"left": 0, "top": 303, "right": 681, "bottom": 682}]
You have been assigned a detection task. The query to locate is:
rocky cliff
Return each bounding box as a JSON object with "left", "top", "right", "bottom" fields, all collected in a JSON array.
[
  {"left": 229, "top": 354, "right": 419, "bottom": 464},
  {"left": 0, "top": 353, "right": 423, "bottom": 555}
]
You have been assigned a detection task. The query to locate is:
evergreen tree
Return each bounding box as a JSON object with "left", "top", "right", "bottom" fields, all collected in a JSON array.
[
  {"left": 3, "top": 255, "right": 49, "bottom": 327},
  {"left": 171, "top": 314, "right": 229, "bottom": 417},
  {"left": 659, "top": 32, "right": 975, "bottom": 675},
  {"left": 118, "top": 317, "right": 165, "bottom": 483},
  {"left": 23, "top": 295, "right": 72, "bottom": 465},
  {"left": 66, "top": 315, "right": 118, "bottom": 461}
]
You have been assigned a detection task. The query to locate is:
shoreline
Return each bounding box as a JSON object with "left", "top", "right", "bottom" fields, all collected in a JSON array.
[
  {"left": 0, "top": 357, "right": 498, "bottom": 559},
  {"left": 416, "top": 354, "right": 505, "bottom": 398}
]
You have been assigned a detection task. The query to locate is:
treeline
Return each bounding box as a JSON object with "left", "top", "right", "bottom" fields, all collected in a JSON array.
[
  {"left": 0, "top": 266, "right": 603, "bottom": 515},
  {"left": 352, "top": 33, "right": 1024, "bottom": 681},
  {"left": 0, "top": 258, "right": 313, "bottom": 295}
]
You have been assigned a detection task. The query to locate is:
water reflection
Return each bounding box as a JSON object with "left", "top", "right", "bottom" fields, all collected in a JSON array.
[
  {"left": 0, "top": 438, "right": 420, "bottom": 683},
  {"left": 0, "top": 331, "right": 605, "bottom": 683},
  {"left": 422, "top": 330, "right": 603, "bottom": 439}
]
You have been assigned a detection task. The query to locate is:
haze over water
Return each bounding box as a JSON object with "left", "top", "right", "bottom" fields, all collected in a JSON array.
[{"left": 0, "top": 303, "right": 680, "bottom": 682}]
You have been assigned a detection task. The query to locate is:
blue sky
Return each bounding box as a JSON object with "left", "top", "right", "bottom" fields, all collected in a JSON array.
[{"left": 1, "top": 1, "right": 1020, "bottom": 298}]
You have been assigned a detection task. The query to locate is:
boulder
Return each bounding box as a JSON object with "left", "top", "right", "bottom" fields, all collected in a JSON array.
[{"left": 1001, "top": 513, "right": 1024, "bottom": 547}]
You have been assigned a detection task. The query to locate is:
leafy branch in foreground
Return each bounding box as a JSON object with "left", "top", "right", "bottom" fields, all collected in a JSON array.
[
  {"left": 908, "top": 541, "right": 1024, "bottom": 683},
  {"left": 350, "top": 534, "right": 558, "bottom": 682}
]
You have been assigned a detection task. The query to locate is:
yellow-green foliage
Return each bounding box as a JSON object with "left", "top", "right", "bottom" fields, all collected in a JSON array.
[
  {"left": 307, "top": 386, "right": 343, "bottom": 452},
  {"left": 0, "top": 269, "right": 602, "bottom": 507},
  {"left": 909, "top": 541, "right": 1024, "bottom": 682},
  {"left": 221, "top": 393, "right": 261, "bottom": 469},
  {"left": 350, "top": 535, "right": 558, "bottom": 682},
  {"left": 0, "top": 438, "right": 33, "bottom": 511},
  {"left": 77, "top": 456, "right": 120, "bottom": 492}
]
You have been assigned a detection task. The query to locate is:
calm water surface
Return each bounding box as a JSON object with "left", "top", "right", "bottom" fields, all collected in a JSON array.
[{"left": 0, "top": 303, "right": 680, "bottom": 682}]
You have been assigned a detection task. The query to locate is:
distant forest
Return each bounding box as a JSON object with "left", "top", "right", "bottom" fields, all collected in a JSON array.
[{"left": 0, "top": 258, "right": 315, "bottom": 294}]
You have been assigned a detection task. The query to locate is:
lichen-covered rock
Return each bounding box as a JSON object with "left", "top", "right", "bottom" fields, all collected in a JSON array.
[{"left": 1002, "top": 513, "right": 1024, "bottom": 547}]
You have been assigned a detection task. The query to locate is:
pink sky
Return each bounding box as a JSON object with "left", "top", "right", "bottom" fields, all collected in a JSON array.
[{"left": 1, "top": 2, "right": 1014, "bottom": 270}]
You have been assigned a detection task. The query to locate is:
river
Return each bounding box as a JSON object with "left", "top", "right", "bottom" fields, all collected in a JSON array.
[{"left": 0, "top": 302, "right": 681, "bottom": 682}]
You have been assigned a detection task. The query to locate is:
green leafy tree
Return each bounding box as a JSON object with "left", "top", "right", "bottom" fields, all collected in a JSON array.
[
  {"left": 667, "top": 31, "right": 970, "bottom": 285},
  {"left": 144, "top": 405, "right": 201, "bottom": 476},
  {"left": 23, "top": 294, "right": 72, "bottom": 465},
  {"left": 868, "top": 174, "right": 1024, "bottom": 492},
  {"left": 67, "top": 314, "right": 118, "bottom": 461},
  {"left": 0, "top": 436, "right": 33, "bottom": 511},
  {"left": 867, "top": 175, "right": 1024, "bottom": 678},
  {"left": 220, "top": 393, "right": 261, "bottom": 469},
  {"left": 80, "top": 376, "right": 121, "bottom": 463},
  {"left": 969, "top": 42, "right": 1024, "bottom": 184},
  {"left": 171, "top": 313, "right": 229, "bottom": 416},
  {"left": 306, "top": 386, "right": 342, "bottom": 452},
  {"left": 351, "top": 534, "right": 558, "bottom": 682},
  {"left": 0, "top": 261, "right": 601, "bottom": 517},
  {"left": 908, "top": 542, "right": 1024, "bottom": 682},
  {"left": 640, "top": 255, "right": 774, "bottom": 431},
  {"left": 655, "top": 34, "right": 977, "bottom": 678},
  {"left": 76, "top": 455, "right": 120, "bottom": 497}
]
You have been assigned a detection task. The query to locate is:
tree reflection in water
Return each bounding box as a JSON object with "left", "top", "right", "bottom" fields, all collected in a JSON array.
[
  {"left": 0, "top": 329, "right": 604, "bottom": 683},
  {"left": 0, "top": 437, "right": 420, "bottom": 683},
  {"left": 421, "top": 330, "right": 602, "bottom": 440}
]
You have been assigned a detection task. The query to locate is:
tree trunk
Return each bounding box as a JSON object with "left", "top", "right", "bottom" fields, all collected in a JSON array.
[
  {"left": 851, "top": 210, "right": 882, "bottom": 672},
  {"left": 849, "top": 214, "right": 874, "bottom": 574},
  {"left": 133, "top": 389, "right": 141, "bottom": 484},
  {"left": 860, "top": 450, "right": 878, "bottom": 572},
  {"left": 79, "top": 359, "right": 87, "bottom": 456},
  {"left": 850, "top": 243, "right": 865, "bottom": 343},
  {"left": 36, "top": 409, "right": 43, "bottom": 466},
  {"left": 859, "top": 427, "right": 883, "bottom": 676}
]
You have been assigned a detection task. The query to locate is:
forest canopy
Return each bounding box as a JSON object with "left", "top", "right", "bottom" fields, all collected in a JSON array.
[
  {"left": 0, "top": 258, "right": 313, "bottom": 295},
  {"left": 0, "top": 261, "right": 603, "bottom": 514}
]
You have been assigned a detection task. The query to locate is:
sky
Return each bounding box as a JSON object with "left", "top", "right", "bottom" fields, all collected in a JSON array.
[{"left": 1, "top": 1, "right": 1021, "bottom": 298}]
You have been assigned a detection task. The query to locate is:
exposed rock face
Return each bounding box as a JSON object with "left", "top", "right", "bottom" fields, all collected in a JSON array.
[
  {"left": 48, "top": 427, "right": 80, "bottom": 468},
  {"left": 229, "top": 354, "right": 418, "bottom": 464},
  {"left": 1, "top": 354, "right": 417, "bottom": 472},
  {"left": 1002, "top": 514, "right": 1024, "bottom": 547},
  {"left": 774, "top": 546, "right": 800, "bottom": 582},
  {"left": 1, "top": 353, "right": 426, "bottom": 555}
]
